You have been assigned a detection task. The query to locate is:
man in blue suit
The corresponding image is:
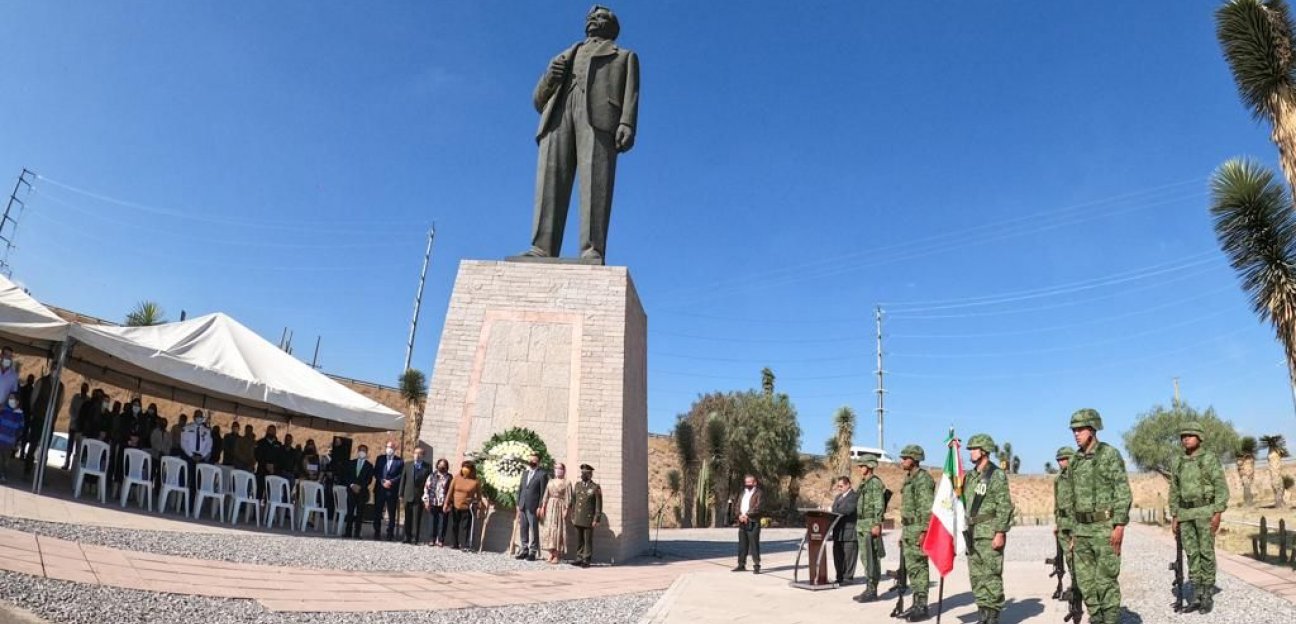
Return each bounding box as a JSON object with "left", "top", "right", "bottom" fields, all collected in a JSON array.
[
  {"left": 372, "top": 440, "right": 404, "bottom": 541},
  {"left": 514, "top": 452, "right": 549, "bottom": 561},
  {"left": 339, "top": 444, "right": 374, "bottom": 539}
]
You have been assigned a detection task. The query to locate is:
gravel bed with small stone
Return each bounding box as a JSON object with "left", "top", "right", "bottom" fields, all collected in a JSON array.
[
  {"left": 0, "top": 514, "right": 556, "bottom": 573},
  {"left": 0, "top": 570, "right": 661, "bottom": 624}
]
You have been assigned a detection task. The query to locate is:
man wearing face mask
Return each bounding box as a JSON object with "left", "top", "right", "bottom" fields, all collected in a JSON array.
[
  {"left": 732, "top": 474, "right": 764, "bottom": 574},
  {"left": 372, "top": 440, "right": 404, "bottom": 541},
  {"left": 180, "top": 409, "right": 212, "bottom": 506},
  {"left": 515, "top": 452, "right": 550, "bottom": 561},
  {"left": 400, "top": 446, "right": 434, "bottom": 544},
  {"left": 568, "top": 463, "right": 603, "bottom": 567},
  {"left": 339, "top": 444, "right": 374, "bottom": 538},
  {"left": 255, "top": 425, "right": 283, "bottom": 495},
  {"left": 0, "top": 392, "right": 24, "bottom": 483}
]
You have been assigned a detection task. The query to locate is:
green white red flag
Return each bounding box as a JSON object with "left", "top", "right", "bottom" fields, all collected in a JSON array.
[{"left": 921, "top": 428, "right": 966, "bottom": 577}]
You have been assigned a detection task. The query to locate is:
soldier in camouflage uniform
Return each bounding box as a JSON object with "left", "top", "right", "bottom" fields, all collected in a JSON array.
[
  {"left": 1169, "top": 421, "right": 1229, "bottom": 614},
  {"left": 1066, "top": 409, "right": 1132, "bottom": 624},
  {"left": 1053, "top": 445, "right": 1076, "bottom": 596},
  {"left": 962, "top": 434, "right": 1014, "bottom": 624},
  {"left": 567, "top": 463, "right": 603, "bottom": 568},
  {"left": 853, "top": 453, "right": 887, "bottom": 603},
  {"left": 897, "top": 444, "right": 936, "bottom": 622}
]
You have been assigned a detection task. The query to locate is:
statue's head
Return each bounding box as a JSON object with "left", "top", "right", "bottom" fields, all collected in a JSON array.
[{"left": 586, "top": 5, "right": 620, "bottom": 40}]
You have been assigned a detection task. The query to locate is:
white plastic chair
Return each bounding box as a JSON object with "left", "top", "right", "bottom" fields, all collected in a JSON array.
[
  {"left": 192, "top": 463, "right": 225, "bottom": 520},
  {"left": 264, "top": 475, "right": 295, "bottom": 529},
  {"left": 228, "top": 469, "right": 260, "bottom": 526},
  {"left": 73, "top": 439, "right": 111, "bottom": 503},
  {"left": 118, "top": 448, "right": 154, "bottom": 510},
  {"left": 298, "top": 481, "right": 329, "bottom": 533},
  {"left": 158, "top": 456, "right": 190, "bottom": 516},
  {"left": 332, "top": 484, "right": 350, "bottom": 536}
]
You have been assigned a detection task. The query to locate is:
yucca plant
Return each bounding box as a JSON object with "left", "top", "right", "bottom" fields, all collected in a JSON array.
[
  {"left": 124, "top": 300, "right": 167, "bottom": 326},
  {"left": 398, "top": 368, "right": 428, "bottom": 458},
  {"left": 827, "top": 405, "right": 856, "bottom": 477},
  {"left": 1261, "top": 434, "right": 1290, "bottom": 508},
  {"left": 673, "top": 418, "right": 698, "bottom": 528},
  {"left": 1239, "top": 435, "right": 1259, "bottom": 506},
  {"left": 1217, "top": 0, "right": 1296, "bottom": 193}
]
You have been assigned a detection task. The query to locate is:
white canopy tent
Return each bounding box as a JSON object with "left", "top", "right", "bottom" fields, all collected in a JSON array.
[{"left": 0, "top": 275, "right": 403, "bottom": 493}]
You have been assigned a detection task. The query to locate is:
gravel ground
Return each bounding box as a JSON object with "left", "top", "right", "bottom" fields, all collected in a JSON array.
[
  {"left": 0, "top": 515, "right": 555, "bottom": 574},
  {"left": 0, "top": 570, "right": 661, "bottom": 624}
]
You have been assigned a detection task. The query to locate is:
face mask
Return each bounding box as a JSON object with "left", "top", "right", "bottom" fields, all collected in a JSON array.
[
  {"left": 148, "top": 409, "right": 156, "bottom": 416},
  {"left": 357, "top": 451, "right": 367, "bottom": 460},
  {"left": 555, "top": 470, "right": 566, "bottom": 478},
  {"left": 6, "top": 399, "right": 16, "bottom": 409},
  {"left": 746, "top": 484, "right": 755, "bottom": 490},
  {"left": 414, "top": 456, "right": 424, "bottom": 464},
  {"left": 385, "top": 447, "right": 394, "bottom": 457},
  {"left": 132, "top": 405, "right": 140, "bottom": 415},
  {"left": 1, "top": 358, "right": 11, "bottom": 368},
  {"left": 460, "top": 468, "right": 470, "bottom": 477},
  {"left": 529, "top": 459, "right": 539, "bottom": 468},
  {"left": 195, "top": 418, "right": 205, "bottom": 426}
]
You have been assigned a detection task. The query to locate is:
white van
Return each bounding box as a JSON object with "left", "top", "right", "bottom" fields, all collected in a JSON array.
[{"left": 849, "top": 446, "right": 894, "bottom": 464}]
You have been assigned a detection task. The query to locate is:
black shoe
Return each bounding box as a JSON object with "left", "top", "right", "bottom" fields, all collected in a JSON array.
[
  {"left": 526, "top": 553, "right": 537, "bottom": 562},
  {"left": 974, "top": 607, "right": 987, "bottom": 624},
  {"left": 515, "top": 552, "right": 530, "bottom": 560},
  {"left": 906, "top": 606, "right": 930, "bottom": 622},
  {"left": 569, "top": 559, "right": 584, "bottom": 566},
  {"left": 731, "top": 565, "right": 747, "bottom": 572},
  {"left": 854, "top": 589, "right": 879, "bottom": 603},
  {"left": 1184, "top": 596, "right": 1201, "bottom": 613},
  {"left": 753, "top": 565, "right": 761, "bottom": 575},
  {"left": 1199, "top": 596, "right": 1214, "bottom": 614},
  {"left": 580, "top": 560, "right": 591, "bottom": 568},
  {"left": 984, "top": 610, "right": 999, "bottom": 624}
]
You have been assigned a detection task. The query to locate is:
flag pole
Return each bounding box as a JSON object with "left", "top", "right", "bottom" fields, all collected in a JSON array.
[{"left": 937, "top": 425, "right": 956, "bottom": 624}]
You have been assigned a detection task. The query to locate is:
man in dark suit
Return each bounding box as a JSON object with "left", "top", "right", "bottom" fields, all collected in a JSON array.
[
  {"left": 372, "top": 440, "right": 403, "bottom": 541},
  {"left": 732, "top": 474, "right": 764, "bottom": 574},
  {"left": 514, "top": 453, "right": 549, "bottom": 561},
  {"left": 339, "top": 444, "right": 374, "bottom": 538},
  {"left": 521, "top": 5, "right": 639, "bottom": 263},
  {"left": 400, "top": 446, "right": 433, "bottom": 545},
  {"left": 830, "top": 476, "right": 861, "bottom": 584}
]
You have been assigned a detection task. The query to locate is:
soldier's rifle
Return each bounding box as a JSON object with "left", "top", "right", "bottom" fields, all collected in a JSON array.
[
  {"left": 1063, "top": 552, "right": 1083, "bottom": 623},
  {"left": 1170, "top": 523, "right": 1185, "bottom": 612},
  {"left": 1046, "top": 539, "right": 1066, "bottom": 600},
  {"left": 889, "top": 538, "right": 909, "bottom": 618}
]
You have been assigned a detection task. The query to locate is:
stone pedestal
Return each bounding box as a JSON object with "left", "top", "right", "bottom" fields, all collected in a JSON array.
[{"left": 420, "top": 259, "right": 648, "bottom": 562}]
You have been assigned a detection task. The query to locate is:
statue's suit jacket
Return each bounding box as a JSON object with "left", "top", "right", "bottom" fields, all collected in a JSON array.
[{"left": 534, "top": 40, "right": 639, "bottom": 141}]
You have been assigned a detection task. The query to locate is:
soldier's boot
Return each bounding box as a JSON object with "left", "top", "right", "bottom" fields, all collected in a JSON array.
[
  {"left": 974, "top": 607, "right": 987, "bottom": 624},
  {"left": 1199, "top": 593, "right": 1214, "bottom": 615},
  {"left": 905, "top": 598, "right": 930, "bottom": 622},
  {"left": 983, "top": 609, "right": 1000, "bottom": 624},
  {"left": 854, "top": 586, "right": 879, "bottom": 603},
  {"left": 1184, "top": 591, "right": 1201, "bottom": 613}
]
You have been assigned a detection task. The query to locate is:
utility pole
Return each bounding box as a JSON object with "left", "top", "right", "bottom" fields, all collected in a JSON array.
[
  {"left": 310, "top": 336, "right": 322, "bottom": 369},
  {"left": 1173, "top": 377, "right": 1180, "bottom": 406},
  {"left": 403, "top": 225, "right": 436, "bottom": 373},
  {"left": 0, "top": 169, "right": 35, "bottom": 278},
  {"left": 875, "top": 305, "right": 886, "bottom": 451}
]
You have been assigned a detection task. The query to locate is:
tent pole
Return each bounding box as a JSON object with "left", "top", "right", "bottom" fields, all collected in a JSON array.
[{"left": 32, "top": 337, "right": 73, "bottom": 495}]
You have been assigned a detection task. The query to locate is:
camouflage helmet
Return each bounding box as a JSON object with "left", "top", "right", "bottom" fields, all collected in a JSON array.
[
  {"left": 900, "top": 444, "right": 925, "bottom": 463},
  {"left": 1179, "top": 421, "right": 1204, "bottom": 440},
  {"left": 1069, "top": 408, "right": 1103, "bottom": 431},
  {"left": 1056, "top": 446, "right": 1075, "bottom": 461},
  {"left": 855, "top": 453, "right": 879, "bottom": 469},
  {"left": 965, "top": 433, "right": 997, "bottom": 453}
]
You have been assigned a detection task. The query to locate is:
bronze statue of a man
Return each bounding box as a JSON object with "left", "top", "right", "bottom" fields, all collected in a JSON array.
[{"left": 521, "top": 5, "right": 639, "bottom": 265}]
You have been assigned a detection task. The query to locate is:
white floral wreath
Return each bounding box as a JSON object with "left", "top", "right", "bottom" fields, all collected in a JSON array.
[{"left": 480, "top": 439, "right": 535, "bottom": 497}]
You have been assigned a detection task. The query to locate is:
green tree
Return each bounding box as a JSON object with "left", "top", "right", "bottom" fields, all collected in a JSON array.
[
  {"left": 1044, "top": 461, "right": 1058, "bottom": 475},
  {"left": 1216, "top": 0, "right": 1296, "bottom": 193},
  {"left": 824, "top": 405, "right": 856, "bottom": 477},
  {"left": 673, "top": 418, "right": 698, "bottom": 528},
  {"left": 996, "top": 442, "right": 1016, "bottom": 474},
  {"left": 666, "top": 468, "right": 683, "bottom": 525},
  {"left": 703, "top": 412, "right": 727, "bottom": 527},
  {"left": 398, "top": 368, "right": 428, "bottom": 458},
  {"left": 1209, "top": 159, "right": 1296, "bottom": 415},
  {"left": 124, "top": 301, "right": 167, "bottom": 326},
  {"left": 1122, "top": 402, "right": 1241, "bottom": 478}
]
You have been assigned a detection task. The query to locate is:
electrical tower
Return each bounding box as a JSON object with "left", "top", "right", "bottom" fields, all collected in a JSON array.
[
  {"left": 0, "top": 169, "right": 36, "bottom": 278},
  {"left": 403, "top": 226, "right": 436, "bottom": 373},
  {"left": 875, "top": 305, "right": 886, "bottom": 451}
]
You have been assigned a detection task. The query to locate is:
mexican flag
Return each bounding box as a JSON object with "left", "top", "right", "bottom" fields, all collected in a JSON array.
[{"left": 921, "top": 429, "right": 966, "bottom": 577}]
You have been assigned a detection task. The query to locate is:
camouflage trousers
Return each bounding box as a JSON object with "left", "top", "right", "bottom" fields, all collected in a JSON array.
[
  {"left": 903, "top": 538, "right": 930, "bottom": 603},
  {"left": 860, "top": 533, "right": 883, "bottom": 587},
  {"left": 1180, "top": 518, "right": 1217, "bottom": 590},
  {"left": 1073, "top": 531, "right": 1122, "bottom": 624},
  {"left": 967, "top": 537, "right": 1004, "bottom": 611},
  {"left": 1056, "top": 532, "right": 1075, "bottom": 575}
]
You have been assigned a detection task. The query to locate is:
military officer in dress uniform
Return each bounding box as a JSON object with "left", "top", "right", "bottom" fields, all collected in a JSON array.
[
  {"left": 853, "top": 452, "right": 887, "bottom": 603},
  {"left": 963, "top": 434, "right": 1015, "bottom": 624},
  {"left": 568, "top": 463, "right": 603, "bottom": 568},
  {"left": 1169, "top": 421, "right": 1229, "bottom": 614},
  {"left": 1067, "top": 409, "right": 1132, "bottom": 624},
  {"left": 1053, "top": 446, "right": 1076, "bottom": 600},
  {"left": 897, "top": 444, "right": 936, "bottom": 621}
]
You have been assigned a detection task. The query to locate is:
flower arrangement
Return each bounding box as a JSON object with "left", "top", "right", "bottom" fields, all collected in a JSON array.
[{"left": 474, "top": 427, "right": 553, "bottom": 509}]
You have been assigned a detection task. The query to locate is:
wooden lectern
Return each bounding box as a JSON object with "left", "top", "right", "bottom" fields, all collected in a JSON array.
[{"left": 790, "top": 509, "right": 841, "bottom": 591}]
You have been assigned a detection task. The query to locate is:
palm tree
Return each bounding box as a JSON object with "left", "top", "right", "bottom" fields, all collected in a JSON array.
[
  {"left": 997, "top": 442, "right": 1015, "bottom": 473},
  {"left": 1260, "top": 434, "right": 1290, "bottom": 508},
  {"left": 761, "top": 367, "right": 776, "bottom": 397},
  {"left": 124, "top": 301, "right": 167, "bottom": 326},
  {"left": 825, "top": 405, "right": 856, "bottom": 477},
  {"left": 673, "top": 418, "right": 698, "bottom": 527},
  {"left": 1210, "top": 159, "right": 1296, "bottom": 409},
  {"left": 1217, "top": 0, "right": 1296, "bottom": 193},
  {"left": 1239, "top": 435, "right": 1259, "bottom": 506},
  {"left": 398, "top": 368, "right": 428, "bottom": 458}
]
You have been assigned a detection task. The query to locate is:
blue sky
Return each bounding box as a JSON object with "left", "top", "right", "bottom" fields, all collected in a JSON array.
[{"left": 1, "top": 1, "right": 1293, "bottom": 472}]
